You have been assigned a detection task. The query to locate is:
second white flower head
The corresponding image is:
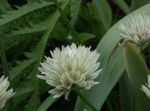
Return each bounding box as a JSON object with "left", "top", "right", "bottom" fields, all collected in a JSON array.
[
  {"left": 37, "top": 43, "right": 102, "bottom": 99},
  {"left": 119, "top": 14, "right": 150, "bottom": 48}
]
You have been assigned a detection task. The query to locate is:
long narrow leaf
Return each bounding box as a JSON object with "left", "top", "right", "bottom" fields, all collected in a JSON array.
[
  {"left": 75, "top": 3, "right": 150, "bottom": 111},
  {"left": 124, "top": 42, "right": 150, "bottom": 111}
]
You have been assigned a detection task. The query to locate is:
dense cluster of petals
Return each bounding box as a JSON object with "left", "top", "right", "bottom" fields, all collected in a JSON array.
[
  {"left": 119, "top": 14, "right": 150, "bottom": 48},
  {"left": 37, "top": 43, "right": 102, "bottom": 99}
]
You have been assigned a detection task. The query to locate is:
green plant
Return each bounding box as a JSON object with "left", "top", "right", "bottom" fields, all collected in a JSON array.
[{"left": 0, "top": 0, "right": 150, "bottom": 111}]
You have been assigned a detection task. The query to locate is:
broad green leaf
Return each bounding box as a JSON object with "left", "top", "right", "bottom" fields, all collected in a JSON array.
[
  {"left": 75, "top": 3, "right": 150, "bottom": 111},
  {"left": 75, "top": 45, "right": 125, "bottom": 111},
  {"left": 124, "top": 42, "right": 150, "bottom": 111}
]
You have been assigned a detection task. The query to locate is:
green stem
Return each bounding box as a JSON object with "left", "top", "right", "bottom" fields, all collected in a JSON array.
[
  {"left": 0, "top": 37, "right": 9, "bottom": 77},
  {"left": 75, "top": 88, "right": 99, "bottom": 111},
  {"left": 37, "top": 95, "right": 57, "bottom": 111},
  {"left": 53, "top": 0, "right": 80, "bottom": 42}
]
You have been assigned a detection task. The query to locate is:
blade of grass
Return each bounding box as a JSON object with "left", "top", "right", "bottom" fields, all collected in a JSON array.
[
  {"left": 37, "top": 95, "right": 57, "bottom": 111},
  {"left": 93, "top": 0, "right": 112, "bottom": 30},
  {"left": 0, "top": 37, "right": 9, "bottom": 77},
  {"left": 119, "top": 73, "right": 134, "bottom": 111},
  {"left": 70, "top": 0, "right": 81, "bottom": 26},
  {"left": 75, "top": 3, "right": 150, "bottom": 111},
  {"left": 124, "top": 42, "right": 150, "bottom": 111}
]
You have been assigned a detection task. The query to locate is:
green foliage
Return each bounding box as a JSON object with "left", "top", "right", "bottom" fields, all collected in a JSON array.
[
  {"left": 113, "top": 0, "right": 130, "bottom": 14},
  {"left": 75, "top": 3, "right": 150, "bottom": 111},
  {"left": 37, "top": 95, "right": 57, "bottom": 111},
  {"left": 0, "top": 0, "right": 150, "bottom": 111},
  {"left": 93, "top": 0, "right": 112, "bottom": 30},
  {"left": 124, "top": 42, "right": 150, "bottom": 111}
]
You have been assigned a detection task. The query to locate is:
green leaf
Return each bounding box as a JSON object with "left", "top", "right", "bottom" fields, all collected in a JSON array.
[
  {"left": 75, "top": 3, "right": 150, "bottom": 111},
  {"left": 0, "top": 37, "right": 9, "bottom": 77},
  {"left": 77, "top": 32, "right": 95, "bottom": 43},
  {"left": 0, "top": 1, "right": 54, "bottom": 27},
  {"left": 119, "top": 74, "right": 134, "bottom": 111},
  {"left": 37, "top": 95, "right": 57, "bottom": 111},
  {"left": 9, "top": 58, "right": 36, "bottom": 82},
  {"left": 24, "top": 93, "right": 40, "bottom": 111},
  {"left": 124, "top": 42, "right": 150, "bottom": 111},
  {"left": 75, "top": 45, "right": 125, "bottom": 111},
  {"left": 131, "top": 0, "right": 150, "bottom": 11},
  {"left": 13, "top": 81, "right": 34, "bottom": 106},
  {"left": 6, "top": 1, "right": 70, "bottom": 110},
  {"left": 0, "top": 0, "right": 11, "bottom": 13},
  {"left": 23, "top": 1, "right": 70, "bottom": 110},
  {"left": 93, "top": 0, "right": 112, "bottom": 30},
  {"left": 70, "top": 0, "right": 81, "bottom": 26}
]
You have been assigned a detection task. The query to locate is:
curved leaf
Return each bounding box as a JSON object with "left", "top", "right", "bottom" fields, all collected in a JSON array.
[
  {"left": 37, "top": 95, "right": 57, "bottom": 111},
  {"left": 75, "top": 3, "right": 150, "bottom": 111},
  {"left": 124, "top": 42, "right": 150, "bottom": 111}
]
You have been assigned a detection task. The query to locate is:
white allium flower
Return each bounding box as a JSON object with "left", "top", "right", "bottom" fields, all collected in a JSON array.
[
  {"left": 37, "top": 43, "right": 102, "bottom": 99},
  {"left": 141, "top": 75, "right": 150, "bottom": 98},
  {"left": 119, "top": 14, "right": 150, "bottom": 48},
  {"left": 0, "top": 76, "right": 15, "bottom": 109}
]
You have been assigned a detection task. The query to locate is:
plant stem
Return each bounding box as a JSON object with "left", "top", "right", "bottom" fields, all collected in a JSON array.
[
  {"left": 37, "top": 95, "right": 57, "bottom": 111},
  {"left": 75, "top": 88, "right": 99, "bottom": 111},
  {"left": 0, "top": 37, "right": 9, "bottom": 77}
]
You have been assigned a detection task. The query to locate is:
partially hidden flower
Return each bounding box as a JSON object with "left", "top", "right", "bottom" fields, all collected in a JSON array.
[
  {"left": 37, "top": 43, "right": 102, "bottom": 99},
  {"left": 0, "top": 76, "right": 15, "bottom": 109},
  {"left": 141, "top": 75, "right": 150, "bottom": 98},
  {"left": 119, "top": 14, "right": 150, "bottom": 48}
]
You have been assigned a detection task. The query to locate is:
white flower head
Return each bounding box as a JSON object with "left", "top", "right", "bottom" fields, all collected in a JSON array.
[
  {"left": 37, "top": 43, "right": 102, "bottom": 99},
  {"left": 119, "top": 14, "right": 150, "bottom": 48},
  {"left": 0, "top": 76, "right": 15, "bottom": 109},
  {"left": 141, "top": 75, "right": 150, "bottom": 98}
]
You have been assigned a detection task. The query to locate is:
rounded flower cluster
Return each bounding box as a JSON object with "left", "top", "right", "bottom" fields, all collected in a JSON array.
[
  {"left": 37, "top": 43, "right": 102, "bottom": 99},
  {"left": 119, "top": 14, "right": 150, "bottom": 48},
  {"left": 141, "top": 75, "right": 150, "bottom": 98},
  {"left": 0, "top": 76, "right": 15, "bottom": 109}
]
